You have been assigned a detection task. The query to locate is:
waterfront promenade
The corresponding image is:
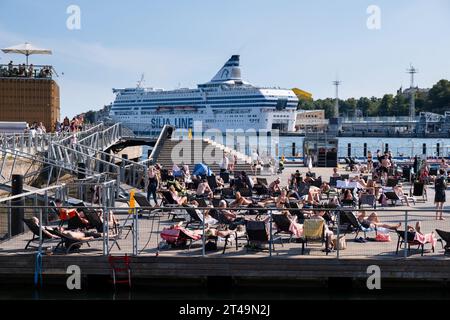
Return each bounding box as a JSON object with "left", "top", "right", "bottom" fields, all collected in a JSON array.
[{"left": 0, "top": 166, "right": 449, "bottom": 283}]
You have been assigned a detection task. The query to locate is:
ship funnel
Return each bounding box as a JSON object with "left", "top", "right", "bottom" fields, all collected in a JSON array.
[{"left": 210, "top": 55, "right": 242, "bottom": 82}]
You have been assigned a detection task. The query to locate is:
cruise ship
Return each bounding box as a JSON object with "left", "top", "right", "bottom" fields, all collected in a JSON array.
[{"left": 110, "top": 55, "right": 299, "bottom": 136}]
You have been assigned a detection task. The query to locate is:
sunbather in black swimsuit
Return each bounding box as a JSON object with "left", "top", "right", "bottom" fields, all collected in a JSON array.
[{"left": 360, "top": 219, "right": 371, "bottom": 229}]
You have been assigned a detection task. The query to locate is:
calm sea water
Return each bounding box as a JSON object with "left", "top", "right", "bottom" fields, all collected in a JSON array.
[
  {"left": 142, "top": 136, "right": 450, "bottom": 161},
  {"left": 1, "top": 284, "right": 449, "bottom": 300}
]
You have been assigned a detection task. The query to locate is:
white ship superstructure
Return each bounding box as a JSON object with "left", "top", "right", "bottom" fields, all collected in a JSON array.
[{"left": 110, "top": 55, "right": 298, "bottom": 135}]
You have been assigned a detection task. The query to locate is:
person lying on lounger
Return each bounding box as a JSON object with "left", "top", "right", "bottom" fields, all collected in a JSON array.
[
  {"left": 54, "top": 199, "right": 118, "bottom": 229},
  {"left": 189, "top": 200, "right": 218, "bottom": 225},
  {"left": 31, "top": 217, "right": 104, "bottom": 241},
  {"left": 357, "top": 211, "right": 401, "bottom": 230},
  {"left": 60, "top": 229, "right": 103, "bottom": 241},
  {"left": 229, "top": 191, "right": 252, "bottom": 208},
  {"left": 29, "top": 217, "right": 59, "bottom": 239},
  {"left": 406, "top": 221, "right": 437, "bottom": 249},
  {"left": 54, "top": 199, "right": 89, "bottom": 225}
]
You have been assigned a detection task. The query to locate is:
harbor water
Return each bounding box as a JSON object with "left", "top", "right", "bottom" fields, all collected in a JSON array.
[{"left": 143, "top": 134, "right": 450, "bottom": 161}]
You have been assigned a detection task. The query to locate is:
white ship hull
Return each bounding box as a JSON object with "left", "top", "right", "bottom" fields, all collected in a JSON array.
[{"left": 110, "top": 55, "right": 298, "bottom": 135}]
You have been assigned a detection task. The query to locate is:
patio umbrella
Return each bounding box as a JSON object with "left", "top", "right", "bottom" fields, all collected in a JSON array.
[
  {"left": 192, "top": 163, "right": 213, "bottom": 177},
  {"left": 1, "top": 42, "right": 52, "bottom": 65}
]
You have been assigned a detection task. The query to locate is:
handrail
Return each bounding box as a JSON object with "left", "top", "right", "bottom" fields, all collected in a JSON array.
[
  {"left": 70, "top": 142, "right": 147, "bottom": 170},
  {"left": 58, "top": 122, "right": 104, "bottom": 145},
  {"left": 147, "top": 125, "right": 174, "bottom": 165},
  {"left": 0, "top": 183, "right": 65, "bottom": 203}
]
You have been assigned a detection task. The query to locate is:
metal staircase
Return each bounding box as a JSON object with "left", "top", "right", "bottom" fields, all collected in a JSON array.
[
  {"left": 0, "top": 122, "right": 131, "bottom": 193},
  {"left": 154, "top": 138, "right": 253, "bottom": 173}
]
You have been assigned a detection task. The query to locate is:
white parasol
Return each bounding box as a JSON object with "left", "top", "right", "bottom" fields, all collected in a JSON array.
[{"left": 2, "top": 42, "right": 52, "bottom": 65}]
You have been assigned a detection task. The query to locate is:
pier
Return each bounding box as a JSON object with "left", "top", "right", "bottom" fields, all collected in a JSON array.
[{"left": 0, "top": 123, "right": 449, "bottom": 289}]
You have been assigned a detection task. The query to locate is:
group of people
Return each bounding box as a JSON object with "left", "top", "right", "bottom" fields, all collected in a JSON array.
[
  {"left": 1, "top": 61, "right": 52, "bottom": 78},
  {"left": 348, "top": 149, "right": 448, "bottom": 220},
  {"left": 56, "top": 115, "right": 85, "bottom": 134},
  {"left": 147, "top": 158, "right": 423, "bottom": 253},
  {"left": 22, "top": 115, "right": 85, "bottom": 135},
  {"left": 24, "top": 122, "right": 47, "bottom": 136}
]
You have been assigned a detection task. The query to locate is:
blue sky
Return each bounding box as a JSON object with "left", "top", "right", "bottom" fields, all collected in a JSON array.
[{"left": 1, "top": 0, "right": 449, "bottom": 117}]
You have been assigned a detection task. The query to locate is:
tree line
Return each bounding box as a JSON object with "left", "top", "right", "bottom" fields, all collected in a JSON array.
[{"left": 298, "top": 79, "right": 450, "bottom": 118}]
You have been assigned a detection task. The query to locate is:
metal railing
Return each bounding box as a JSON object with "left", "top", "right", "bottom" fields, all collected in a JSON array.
[
  {"left": 47, "top": 142, "right": 121, "bottom": 193},
  {"left": 0, "top": 132, "right": 69, "bottom": 154},
  {"left": 146, "top": 125, "right": 174, "bottom": 165},
  {"left": 68, "top": 142, "right": 148, "bottom": 189},
  {"left": 2, "top": 204, "right": 449, "bottom": 259},
  {"left": 0, "top": 64, "right": 55, "bottom": 79}
]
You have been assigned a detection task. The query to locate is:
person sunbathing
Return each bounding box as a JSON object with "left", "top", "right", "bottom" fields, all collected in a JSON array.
[
  {"left": 218, "top": 200, "right": 239, "bottom": 222},
  {"left": 310, "top": 210, "right": 334, "bottom": 250},
  {"left": 363, "top": 179, "right": 379, "bottom": 197},
  {"left": 280, "top": 210, "right": 303, "bottom": 237},
  {"left": 189, "top": 200, "right": 217, "bottom": 225},
  {"left": 169, "top": 185, "right": 188, "bottom": 205},
  {"left": 305, "top": 187, "right": 321, "bottom": 205},
  {"left": 393, "top": 184, "right": 411, "bottom": 206},
  {"left": 275, "top": 189, "right": 289, "bottom": 208},
  {"left": 268, "top": 178, "right": 282, "bottom": 195},
  {"left": 31, "top": 217, "right": 104, "bottom": 241},
  {"left": 54, "top": 199, "right": 89, "bottom": 225},
  {"left": 30, "top": 217, "right": 59, "bottom": 239},
  {"left": 406, "top": 221, "right": 437, "bottom": 249},
  {"left": 196, "top": 178, "right": 213, "bottom": 199},
  {"left": 60, "top": 229, "right": 103, "bottom": 241},
  {"left": 205, "top": 225, "right": 244, "bottom": 238},
  {"left": 331, "top": 167, "right": 340, "bottom": 178},
  {"left": 320, "top": 182, "right": 331, "bottom": 194},
  {"left": 357, "top": 211, "right": 401, "bottom": 230},
  {"left": 230, "top": 191, "right": 252, "bottom": 208}
]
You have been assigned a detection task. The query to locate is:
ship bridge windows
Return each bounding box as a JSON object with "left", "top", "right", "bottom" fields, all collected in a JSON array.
[{"left": 275, "top": 98, "right": 288, "bottom": 110}]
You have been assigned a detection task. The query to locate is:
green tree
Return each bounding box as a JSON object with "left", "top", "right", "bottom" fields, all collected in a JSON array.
[
  {"left": 392, "top": 94, "right": 409, "bottom": 116},
  {"left": 427, "top": 79, "right": 450, "bottom": 114},
  {"left": 378, "top": 94, "right": 394, "bottom": 116}
]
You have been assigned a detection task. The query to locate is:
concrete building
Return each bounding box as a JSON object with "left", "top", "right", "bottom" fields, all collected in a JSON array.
[
  {"left": 295, "top": 109, "right": 328, "bottom": 132},
  {"left": 0, "top": 66, "right": 60, "bottom": 131}
]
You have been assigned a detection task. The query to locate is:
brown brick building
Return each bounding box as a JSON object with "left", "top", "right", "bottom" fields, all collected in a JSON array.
[{"left": 0, "top": 77, "right": 60, "bottom": 131}]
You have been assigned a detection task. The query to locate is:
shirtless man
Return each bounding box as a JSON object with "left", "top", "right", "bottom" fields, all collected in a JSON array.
[{"left": 230, "top": 191, "right": 252, "bottom": 208}]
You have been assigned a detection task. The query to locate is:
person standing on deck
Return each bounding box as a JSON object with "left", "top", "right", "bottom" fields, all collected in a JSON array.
[
  {"left": 440, "top": 158, "right": 448, "bottom": 178},
  {"left": 367, "top": 151, "right": 373, "bottom": 173},
  {"left": 220, "top": 153, "right": 229, "bottom": 173},
  {"left": 147, "top": 165, "right": 159, "bottom": 206},
  {"left": 381, "top": 154, "right": 391, "bottom": 185},
  {"left": 435, "top": 169, "right": 447, "bottom": 220}
]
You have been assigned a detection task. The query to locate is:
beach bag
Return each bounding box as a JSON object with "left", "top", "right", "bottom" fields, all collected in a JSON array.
[
  {"left": 375, "top": 233, "right": 391, "bottom": 242},
  {"left": 332, "top": 236, "right": 347, "bottom": 250}
]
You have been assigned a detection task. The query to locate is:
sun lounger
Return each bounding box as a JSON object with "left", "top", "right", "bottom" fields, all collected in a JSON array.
[
  {"left": 435, "top": 229, "right": 450, "bottom": 255},
  {"left": 246, "top": 220, "right": 282, "bottom": 252},
  {"left": 272, "top": 214, "right": 294, "bottom": 243},
  {"left": 22, "top": 218, "right": 60, "bottom": 250},
  {"left": 49, "top": 228, "right": 121, "bottom": 254},
  {"left": 395, "top": 230, "right": 435, "bottom": 256},
  {"left": 340, "top": 211, "right": 376, "bottom": 239},
  {"left": 299, "top": 219, "right": 329, "bottom": 255}
]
